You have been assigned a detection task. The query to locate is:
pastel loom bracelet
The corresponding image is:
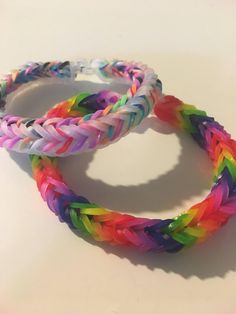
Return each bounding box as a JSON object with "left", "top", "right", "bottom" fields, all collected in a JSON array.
[
  {"left": 30, "top": 92, "right": 236, "bottom": 253},
  {"left": 0, "top": 60, "right": 161, "bottom": 156}
]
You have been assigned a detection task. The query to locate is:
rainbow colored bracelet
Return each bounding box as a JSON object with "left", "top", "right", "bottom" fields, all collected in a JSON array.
[{"left": 31, "top": 93, "right": 236, "bottom": 253}]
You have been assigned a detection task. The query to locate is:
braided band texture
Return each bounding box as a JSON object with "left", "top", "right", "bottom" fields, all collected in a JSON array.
[
  {"left": 30, "top": 93, "right": 236, "bottom": 253},
  {"left": 0, "top": 60, "right": 161, "bottom": 156}
]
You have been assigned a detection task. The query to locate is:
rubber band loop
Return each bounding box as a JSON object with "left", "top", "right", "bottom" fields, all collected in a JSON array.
[
  {"left": 29, "top": 92, "right": 236, "bottom": 253},
  {"left": 0, "top": 60, "right": 161, "bottom": 156}
]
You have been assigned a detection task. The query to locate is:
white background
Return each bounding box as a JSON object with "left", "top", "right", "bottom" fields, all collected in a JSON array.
[{"left": 0, "top": 1, "right": 236, "bottom": 313}]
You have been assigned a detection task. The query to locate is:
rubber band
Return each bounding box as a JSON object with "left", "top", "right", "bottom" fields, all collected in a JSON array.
[
  {"left": 29, "top": 91, "right": 236, "bottom": 253},
  {"left": 0, "top": 60, "right": 161, "bottom": 156},
  {"left": 3, "top": 59, "right": 235, "bottom": 253}
]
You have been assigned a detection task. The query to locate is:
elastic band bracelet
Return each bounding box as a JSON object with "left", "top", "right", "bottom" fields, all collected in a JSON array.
[
  {"left": 30, "top": 93, "right": 236, "bottom": 253},
  {"left": 0, "top": 60, "right": 161, "bottom": 156}
]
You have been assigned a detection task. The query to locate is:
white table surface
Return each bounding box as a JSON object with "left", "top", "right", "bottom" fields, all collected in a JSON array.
[{"left": 0, "top": 1, "right": 236, "bottom": 313}]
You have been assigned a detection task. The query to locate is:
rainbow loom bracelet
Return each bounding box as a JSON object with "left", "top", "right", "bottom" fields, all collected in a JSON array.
[
  {"left": 0, "top": 60, "right": 161, "bottom": 156},
  {"left": 30, "top": 93, "right": 236, "bottom": 253}
]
